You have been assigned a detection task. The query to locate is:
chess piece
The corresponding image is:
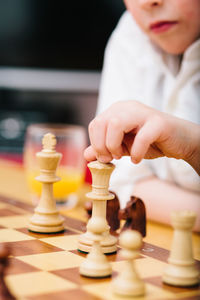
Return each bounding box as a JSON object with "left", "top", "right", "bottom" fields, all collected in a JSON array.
[
  {"left": 119, "top": 196, "right": 146, "bottom": 237},
  {"left": 28, "top": 133, "right": 64, "bottom": 233},
  {"left": 106, "top": 192, "right": 120, "bottom": 232},
  {"left": 85, "top": 192, "right": 120, "bottom": 232},
  {"left": 112, "top": 230, "right": 145, "bottom": 296},
  {"left": 80, "top": 217, "right": 112, "bottom": 278},
  {"left": 0, "top": 244, "right": 16, "bottom": 300},
  {"left": 163, "top": 211, "right": 199, "bottom": 287},
  {"left": 78, "top": 161, "right": 117, "bottom": 253},
  {"left": 85, "top": 201, "right": 92, "bottom": 218}
]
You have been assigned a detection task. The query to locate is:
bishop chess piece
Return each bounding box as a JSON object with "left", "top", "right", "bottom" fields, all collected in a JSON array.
[
  {"left": 112, "top": 230, "right": 145, "bottom": 297},
  {"left": 78, "top": 161, "right": 117, "bottom": 254},
  {"left": 28, "top": 133, "right": 64, "bottom": 233},
  {"left": 163, "top": 211, "right": 199, "bottom": 287},
  {"left": 80, "top": 217, "right": 112, "bottom": 278}
]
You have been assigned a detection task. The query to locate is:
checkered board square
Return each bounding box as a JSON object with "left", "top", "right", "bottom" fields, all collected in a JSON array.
[{"left": 0, "top": 195, "right": 199, "bottom": 300}]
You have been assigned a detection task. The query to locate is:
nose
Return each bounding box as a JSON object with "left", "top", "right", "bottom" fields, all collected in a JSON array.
[{"left": 139, "top": 0, "right": 163, "bottom": 10}]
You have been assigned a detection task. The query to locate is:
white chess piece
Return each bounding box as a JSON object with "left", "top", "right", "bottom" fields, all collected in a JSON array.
[
  {"left": 78, "top": 161, "right": 117, "bottom": 254},
  {"left": 80, "top": 216, "right": 112, "bottom": 278},
  {"left": 28, "top": 133, "right": 64, "bottom": 233},
  {"left": 163, "top": 211, "right": 199, "bottom": 287},
  {"left": 112, "top": 230, "right": 145, "bottom": 296}
]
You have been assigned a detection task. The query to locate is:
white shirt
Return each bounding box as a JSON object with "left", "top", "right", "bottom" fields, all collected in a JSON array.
[{"left": 97, "top": 11, "right": 200, "bottom": 207}]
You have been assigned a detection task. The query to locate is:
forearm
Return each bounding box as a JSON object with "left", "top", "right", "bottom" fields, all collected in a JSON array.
[{"left": 133, "top": 176, "right": 200, "bottom": 232}]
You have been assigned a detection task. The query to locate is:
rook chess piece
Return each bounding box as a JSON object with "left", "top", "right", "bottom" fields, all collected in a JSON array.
[
  {"left": 112, "top": 230, "right": 145, "bottom": 296},
  {"left": 163, "top": 210, "right": 199, "bottom": 287},
  {"left": 28, "top": 133, "right": 64, "bottom": 233},
  {"left": 80, "top": 217, "right": 112, "bottom": 278},
  {"left": 78, "top": 161, "right": 117, "bottom": 254}
]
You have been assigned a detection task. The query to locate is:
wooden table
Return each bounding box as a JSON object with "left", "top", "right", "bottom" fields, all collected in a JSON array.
[
  {"left": 0, "top": 158, "right": 199, "bottom": 259},
  {"left": 0, "top": 158, "right": 200, "bottom": 300}
]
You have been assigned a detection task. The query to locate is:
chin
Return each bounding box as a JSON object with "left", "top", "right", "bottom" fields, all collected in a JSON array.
[{"left": 157, "top": 42, "right": 190, "bottom": 55}]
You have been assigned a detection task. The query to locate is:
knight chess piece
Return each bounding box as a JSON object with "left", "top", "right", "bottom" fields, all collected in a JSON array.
[
  {"left": 163, "top": 211, "right": 199, "bottom": 287},
  {"left": 78, "top": 160, "right": 117, "bottom": 254},
  {"left": 28, "top": 133, "right": 64, "bottom": 233},
  {"left": 119, "top": 196, "right": 146, "bottom": 237},
  {"left": 112, "top": 230, "right": 145, "bottom": 296}
]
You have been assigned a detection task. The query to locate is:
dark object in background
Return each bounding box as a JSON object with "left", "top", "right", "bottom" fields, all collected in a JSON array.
[
  {"left": 0, "top": 0, "right": 125, "bottom": 70},
  {"left": 0, "top": 0, "right": 125, "bottom": 154},
  {"left": 0, "top": 89, "right": 81, "bottom": 153},
  {"left": 119, "top": 196, "right": 146, "bottom": 237},
  {"left": 85, "top": 191, "right": 120, "bottom": 232},
  {"left": 106, "top": 192, "right": 120, "bottom": 232},
  {"left": 0, "top": 244, "right": 16, "bottom": 300}
]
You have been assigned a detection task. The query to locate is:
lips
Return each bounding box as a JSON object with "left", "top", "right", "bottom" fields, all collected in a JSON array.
[{"left": 150, "top": 21, "right": 178, "bottom": 33}]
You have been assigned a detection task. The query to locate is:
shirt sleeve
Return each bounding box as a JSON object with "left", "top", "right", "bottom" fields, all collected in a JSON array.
[{"left": 110, "top": 157, "right": 154, "bottom": 208}]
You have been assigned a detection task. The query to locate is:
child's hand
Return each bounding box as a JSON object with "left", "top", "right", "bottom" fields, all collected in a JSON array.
[{"left": 84, "top": 101, "right": 200, "bottom": 174}]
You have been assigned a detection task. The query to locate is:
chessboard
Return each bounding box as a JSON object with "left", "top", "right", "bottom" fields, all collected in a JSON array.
[{"left": 0, "top": 194, "right": 199, "bottom": 300}]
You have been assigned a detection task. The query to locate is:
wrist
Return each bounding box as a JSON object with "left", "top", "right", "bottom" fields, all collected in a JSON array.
[{"left": 184, "top": 122, "right": 200, "bottom": 175}]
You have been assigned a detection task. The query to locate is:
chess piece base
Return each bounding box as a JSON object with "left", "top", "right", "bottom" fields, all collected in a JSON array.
[
  {"left": 28, "top": 223, "right": 64, "bottom": 233},
  {"left": 163, "top": 264, "right": 199, "bottom": 287},
  {"left": 28, "top": 213, "right": 64, "bottom": 233},
  {"left": 80, "top": 258, "right": 112, "bottom": 278},
  {"left": 78, "top": 231, "right": 117, "bottom": 254},
  {"left": 113, "top": 277, "right": 145, "bottom": 296},
  {"left": 78, "top": 242, "right": 117, "bottom": 254}
]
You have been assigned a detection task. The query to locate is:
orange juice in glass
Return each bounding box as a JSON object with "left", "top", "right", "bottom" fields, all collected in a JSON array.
[{"left": 24, "top": 124, "right": 87, "bottom": 206}]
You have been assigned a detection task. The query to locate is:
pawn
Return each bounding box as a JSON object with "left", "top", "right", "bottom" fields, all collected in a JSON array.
[
  {"left": 80, "top": 217, "right": 112, "bottom": 278},
  {"left": 112, "top": 230, "right": 145, "bottom": 297},
  {"left": 163, "top": 211, "right": 199, "bottom": 287}
]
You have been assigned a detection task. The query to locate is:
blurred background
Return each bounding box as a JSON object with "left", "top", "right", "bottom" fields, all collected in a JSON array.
[{"left": 0, "top": 0, "right": 125, "bottom": 155}]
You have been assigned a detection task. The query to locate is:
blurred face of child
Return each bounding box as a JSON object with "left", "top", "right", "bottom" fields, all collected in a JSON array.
[{"left": 124, "top": 0, "right": 200, "bottom": 54}]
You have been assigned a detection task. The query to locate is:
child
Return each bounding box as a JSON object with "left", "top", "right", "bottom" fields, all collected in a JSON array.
[{"left": 86, "top": 0, "right": 200, "bottom": 230}]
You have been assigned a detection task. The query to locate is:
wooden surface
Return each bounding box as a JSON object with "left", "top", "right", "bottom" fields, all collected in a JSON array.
[
  {"left": 0, "top": 158, "right": 200, "bottom": 300},
  {"left": 0, "top": 194, "right": 199, "bottom": 300},
  {"left": 0, "top": 158, "right": 199, "bottom": 259}
]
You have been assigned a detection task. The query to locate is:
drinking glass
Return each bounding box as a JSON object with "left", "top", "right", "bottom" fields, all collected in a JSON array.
[{"left": 23, "top": 123, "right": 87, "bottom": 207}]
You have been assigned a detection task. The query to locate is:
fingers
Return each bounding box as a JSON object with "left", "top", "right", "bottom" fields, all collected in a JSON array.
[
  {"left": 88, "top": 116, "right": 112, "bottom": 162},
  {"left": 130, "top": 117, "right": 162, "bottom": 163},
  {"left": 106, "top": 118, "right": 124, "bottom": 159},
  {"left": 88, "top": 115, "right": 133, "bottom": 162},
  {"left": 84, "top": 146, "right": 98, "bottom": 162}
]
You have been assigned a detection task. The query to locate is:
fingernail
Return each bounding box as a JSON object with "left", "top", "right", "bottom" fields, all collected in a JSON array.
[
  {"left": 112, "top": 155, "right": 120, "bottom": 160},
  {"left": 98, "top": 156, "right": 111, "bottom": 163},
  {"left": 131, "top": 157, "right": 138, "bottom": 164}
]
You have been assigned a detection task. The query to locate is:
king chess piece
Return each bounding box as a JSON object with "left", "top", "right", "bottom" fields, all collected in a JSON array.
[
  {"left": 28, "top": 133, "right": 64, "bottom": 233},
  {"left": 78, "top": 161, "right": 117, "bottom": 254},
  {"left": 163, "top": 211, "right": 199, "bottom": 287}
]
